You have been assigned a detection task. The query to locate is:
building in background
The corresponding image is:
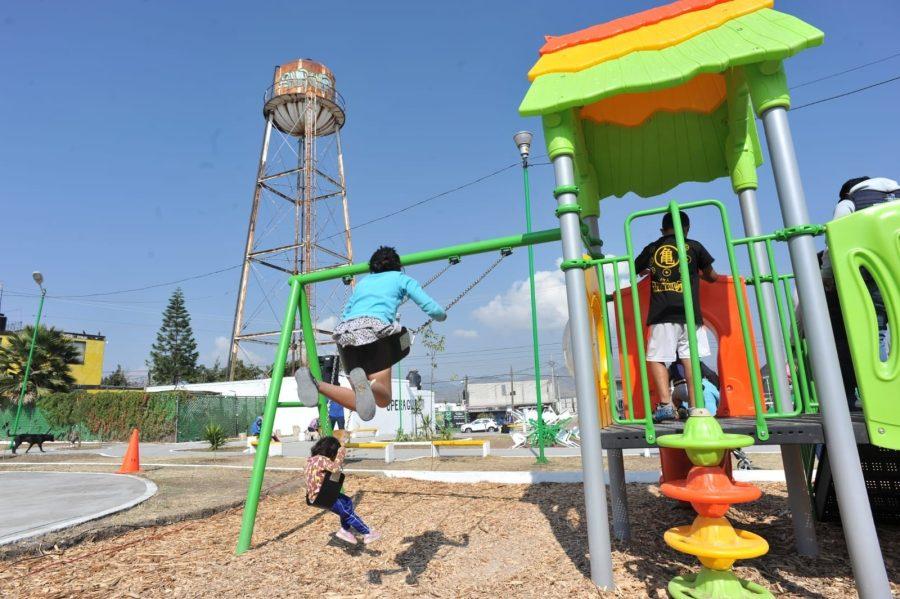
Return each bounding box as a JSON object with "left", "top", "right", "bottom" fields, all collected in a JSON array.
[
  {"left": 0, "top": 323, "right": 106, "bottom": 387},
  {"left": 465, "top": 378, "right": 557, "bottom": 413}
]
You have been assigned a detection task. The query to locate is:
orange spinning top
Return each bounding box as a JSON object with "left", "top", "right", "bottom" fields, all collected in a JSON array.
[{"left": 660, "top": 466, "right": 761, "bottom": 517}]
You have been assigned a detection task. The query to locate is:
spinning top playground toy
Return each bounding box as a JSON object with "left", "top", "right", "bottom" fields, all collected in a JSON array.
[{"left": 658, "top": 410, "right": 772, "bottom": 598}]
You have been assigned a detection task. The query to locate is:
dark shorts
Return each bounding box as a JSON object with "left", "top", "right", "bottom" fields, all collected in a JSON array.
[
  {"left": 338, "top": 328, "right": 411, "bottom": 375},
  {"left": 329, "top": 416, "right": 345, "bottom": 430}
]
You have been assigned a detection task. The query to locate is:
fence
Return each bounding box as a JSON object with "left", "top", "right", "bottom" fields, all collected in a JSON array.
[
  {"left": 1, "top": 394, "right": 267, "bottom": 443},
  {"left": 174, "top": 395, "right": 267, "bottom": 442}
]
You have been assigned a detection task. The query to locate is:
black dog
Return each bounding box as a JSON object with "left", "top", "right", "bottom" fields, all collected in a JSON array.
[{"left": 5, "top": 427, "right": 54, "bottom": 454}]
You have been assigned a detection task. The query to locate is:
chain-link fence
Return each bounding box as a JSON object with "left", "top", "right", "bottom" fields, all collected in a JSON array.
[
  {"left": 0, "top": 405, "right": 102, "bottom": 442},
  {"left": 174, "top": 395, "right": 267, "bottom": 442},
  {"left": 1, "top": 394, "right": 268, "bottom": 444}
]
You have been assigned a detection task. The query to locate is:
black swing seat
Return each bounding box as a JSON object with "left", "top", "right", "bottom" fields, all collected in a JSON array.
[
  {"left": 307, "top": 470, "right": 345, "bottom": 508},
  {"left": 338, "top": 328, "right": 411, "bottom": 375}
]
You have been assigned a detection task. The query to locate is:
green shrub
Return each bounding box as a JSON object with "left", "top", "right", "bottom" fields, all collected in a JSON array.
[
  {"left": 36, "top": 391, "right": 179, "bottom": 441},
  {"left": 438, "top": 422, "right": 455, "bottom": 440},
  {"left": 203, "top": 423, "right": 227, "bottom": 450}
]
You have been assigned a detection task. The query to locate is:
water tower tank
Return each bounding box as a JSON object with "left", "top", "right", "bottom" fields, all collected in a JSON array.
[{"left": 264, "top": 59, "right": 345, "bottom": 137}]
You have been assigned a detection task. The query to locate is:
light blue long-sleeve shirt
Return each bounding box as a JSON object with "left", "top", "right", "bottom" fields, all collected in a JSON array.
[{"left": 341, "top": 271, "right": 446, "bottom": 325}]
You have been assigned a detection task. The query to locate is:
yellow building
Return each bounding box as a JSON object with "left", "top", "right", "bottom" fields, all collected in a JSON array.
[{"left": 0, "top": 329, "right": 106, "bottom": 386}]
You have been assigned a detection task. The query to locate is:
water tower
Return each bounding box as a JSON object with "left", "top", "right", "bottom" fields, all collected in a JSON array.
[{"left": 228, "top": 59, "right": 354, "bottom": 379}]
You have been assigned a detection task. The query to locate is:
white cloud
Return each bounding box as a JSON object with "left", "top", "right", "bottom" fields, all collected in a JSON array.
[
  {"left": 472, "top": 257, "right": 634, "bottom": 333},
  {"left": 473, "top": 265, "right": 569, "bottom": 331},
  {"left": 600, "top": 256, "right": 633, "bottom": 291},
  {"left": 452, "top": 329, "right": 479, "bottom": 338}
]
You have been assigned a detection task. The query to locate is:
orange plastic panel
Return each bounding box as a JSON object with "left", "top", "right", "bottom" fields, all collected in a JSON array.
[
  {"left": 661, "top": 466, "right": 761, "bottom": 517},
  {"left": 617, "top": 276, "right": 764, "bottom": 419},
  {"left": 530, "top": 0, "right": 772, "bottom": 80},
  {"left": 660, "top": 448, "right": 733, "bottom": 486},
  {"left": 580, "top": 73, "right": 726, "bottom": 127},
  {"left": 540, "top": 0, "right": 729, "bottom": 55}
]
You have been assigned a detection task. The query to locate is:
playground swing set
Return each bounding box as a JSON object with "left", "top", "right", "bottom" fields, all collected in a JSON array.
[{"left": 235, "top": 1, "right": 899, "bottom": 597}]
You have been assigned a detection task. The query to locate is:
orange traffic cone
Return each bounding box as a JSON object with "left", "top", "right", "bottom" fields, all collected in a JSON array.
[{"left": 117, "top": 428, "right": 141, "bottom": 474}]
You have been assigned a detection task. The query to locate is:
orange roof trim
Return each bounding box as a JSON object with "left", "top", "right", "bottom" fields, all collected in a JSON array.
[
  {"left": 529, "top": 0, "right": 771, "bottom": 81},
  {"left": 579, "top": 73, "right": 727, "bottom": 127},
  {"left": 540, "top": 0, "right": 731, "bottom": 55}
]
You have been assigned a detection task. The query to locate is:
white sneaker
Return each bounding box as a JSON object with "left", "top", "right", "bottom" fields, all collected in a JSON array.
[
  {"left": 294, "top": 367, "right": 320, "bottom": 407},
  {"left": 348, "top": 368, "right": 376, "bottom": 421},
  {"left": 335, "top": 528, "right": 356, "bottom": 544},
  {"left": 363, "top": 530, "right": 382, "bottom": 545}
]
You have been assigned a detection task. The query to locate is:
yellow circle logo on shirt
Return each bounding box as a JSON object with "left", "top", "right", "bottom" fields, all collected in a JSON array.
[{"left": 653, "top": 245, "right": 679, "bottom": 269}]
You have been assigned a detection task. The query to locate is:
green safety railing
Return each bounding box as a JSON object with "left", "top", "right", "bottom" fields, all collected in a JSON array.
[
  {"left": 589, "top": 199, "right": 825, "bottom": 443},
  {"left": 610, "top": 200, "right": 769, "bottom": 440}
]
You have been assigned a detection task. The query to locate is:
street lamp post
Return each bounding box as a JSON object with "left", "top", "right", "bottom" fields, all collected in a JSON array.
[
  {"left": 10, "top": 272, "right": 47, "bottom": 449},
  {"left": 514, "top": 131, "right": 547, "bottom": 464}
]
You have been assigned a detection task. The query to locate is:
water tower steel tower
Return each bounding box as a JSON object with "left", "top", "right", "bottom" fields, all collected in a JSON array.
[{"left": 228, "top": 59, "right": 353, "bottom": 379}]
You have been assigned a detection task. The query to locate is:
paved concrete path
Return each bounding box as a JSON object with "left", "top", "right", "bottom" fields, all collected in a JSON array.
[{"left": 0, "top": 471, "right": 157, "bottom": 545}]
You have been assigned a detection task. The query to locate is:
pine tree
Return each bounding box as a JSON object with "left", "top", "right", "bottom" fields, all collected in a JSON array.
[
  {"left": 148, "top": 288, "right": 199, "bottom": 385},
  {"left": 102, "top": 364, "right": 129, "bottom": 387}
]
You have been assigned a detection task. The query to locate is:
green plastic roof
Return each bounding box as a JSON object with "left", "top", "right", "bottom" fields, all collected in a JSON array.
[
  {"left": 584, "top": 102, "right": 763, "bottom": 200},
  {"left": 519, "top": 9, "right": 824, "bottom": 117}
]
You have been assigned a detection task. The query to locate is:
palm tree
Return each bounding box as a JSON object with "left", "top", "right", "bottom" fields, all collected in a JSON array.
[{"left": 0, "top": 326, "right": 78, "bottom": 403}]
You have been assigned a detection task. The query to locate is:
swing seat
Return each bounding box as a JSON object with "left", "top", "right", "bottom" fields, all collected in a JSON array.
[
  {"left": 338, "top": 328, "right": 411, "bottom": 375},
  {"left": 307, "top": 470, "right": 345, "bottom": 509}
]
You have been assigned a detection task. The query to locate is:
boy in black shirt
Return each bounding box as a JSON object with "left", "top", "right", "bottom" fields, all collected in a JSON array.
[{"left": 634, "top": 211, "right": 718, "bottom": 422}]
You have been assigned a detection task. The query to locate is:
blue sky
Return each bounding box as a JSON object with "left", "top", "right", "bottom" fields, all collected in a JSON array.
[{"left": 1, "top": 1, "right": 898, "bottom": 387}]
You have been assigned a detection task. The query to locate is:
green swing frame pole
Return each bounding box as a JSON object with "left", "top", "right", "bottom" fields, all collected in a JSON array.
[
  {"left": 290, "top": 228, "right": 562, "bottom": 286},
  {"left": 236, "top": 278, "right": 302, "bottom": 555},
  {"left": 9, "top": 287, "right": 47, "bottom": 447},
  {"left": 521, "top": 162, "right": 547, "bottom": 464},
  {"left": 235, "top": 227, "right": 563, "bottom": 555}
]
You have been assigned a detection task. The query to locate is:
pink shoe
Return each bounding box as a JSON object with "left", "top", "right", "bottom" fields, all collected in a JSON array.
[
  {"left": 363, "top": 530, "right": 382, "bottom": 545},
  {"left": 335, "top": 528, "right": 356, "bottom": 544}
]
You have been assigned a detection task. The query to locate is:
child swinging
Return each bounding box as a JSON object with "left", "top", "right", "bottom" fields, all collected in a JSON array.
[
  {"left": 295, "top": 246, "right": 446, "bottom": 421},
  {"left": 305, "top": 434, "right": 380, "bottom": 544}
]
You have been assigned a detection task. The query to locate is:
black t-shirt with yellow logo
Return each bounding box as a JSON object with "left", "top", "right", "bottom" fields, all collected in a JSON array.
[{"left": 633, "top": 235, "right": 714, "bottom": 326}]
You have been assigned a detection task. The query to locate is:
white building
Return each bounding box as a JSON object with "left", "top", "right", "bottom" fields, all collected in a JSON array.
[
  {"left": 465, "top": 378, "right": 559, "bottom": 412},
  {"left": 147, "top": 376, "right": 431, "bottom": 438}
]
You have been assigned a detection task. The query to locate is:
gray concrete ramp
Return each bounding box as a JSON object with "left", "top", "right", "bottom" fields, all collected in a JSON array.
[{"left": 0, "top": 471, "right": 157, "bottom": 545}]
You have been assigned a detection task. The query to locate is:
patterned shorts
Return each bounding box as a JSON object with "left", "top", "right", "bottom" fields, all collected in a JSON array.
[{"left": 333, "top": 317, "right": 402, "bottom": 347}]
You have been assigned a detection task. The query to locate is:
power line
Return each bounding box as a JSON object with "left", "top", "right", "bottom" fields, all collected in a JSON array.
[
  {"left": 320, "top": 161, "right": 522, "bottom": 240},
  {"left": 792, "top": 51, "right": 900, "bottom": 89},
  {"left": 29, "top": 160, "right": 532, "bottom": 300},
  {"left": 48, "top": 265, "right": 242, "bottom": 299},
  {"left": 793, "top": 73, "right": 900, "bottom": 111}
]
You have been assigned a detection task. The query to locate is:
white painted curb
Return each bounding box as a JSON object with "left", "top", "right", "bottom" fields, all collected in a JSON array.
[{"left": 0, "top": 471, "right": 158, "bottom": 546}]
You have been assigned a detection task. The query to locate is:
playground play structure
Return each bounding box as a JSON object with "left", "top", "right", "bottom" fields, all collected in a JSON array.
[{"left": 235, "top": 1, "right": 898, "bottom": 596}]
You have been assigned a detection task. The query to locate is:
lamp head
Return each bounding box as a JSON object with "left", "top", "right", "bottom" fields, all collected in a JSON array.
[
  {"left": 513, "top": 131, "right": 533, "bottom": 162},
  {"left": 32, "top": 271, "right": 43, "bottom": 286}
]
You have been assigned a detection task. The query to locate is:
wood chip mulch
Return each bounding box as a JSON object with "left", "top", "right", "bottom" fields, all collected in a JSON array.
[{"left": 0, "top": 477, "right": 896, "bottom": 598}]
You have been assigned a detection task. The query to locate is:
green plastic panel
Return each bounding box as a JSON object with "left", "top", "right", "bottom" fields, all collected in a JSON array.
[
  {"left": 827, "top": 201, "right": 900, "bottom": 450},
  {"left": 582, "top": 103, "right": 764, "bottom": 200},
  {"left": 519, "top": 9, "right": 823, "bottom": 117}
]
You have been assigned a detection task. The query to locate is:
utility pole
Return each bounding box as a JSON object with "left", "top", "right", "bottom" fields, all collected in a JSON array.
[
  {"left": 509, "top": 365, "right": 516, "bottom": 410},
  {"left": 548, "top": 357, "right": 559, "bottom": 408}
]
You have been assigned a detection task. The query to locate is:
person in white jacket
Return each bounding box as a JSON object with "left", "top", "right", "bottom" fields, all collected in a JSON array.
[{"left": 820, "top": 176, "right": 896, "bottom": 408}]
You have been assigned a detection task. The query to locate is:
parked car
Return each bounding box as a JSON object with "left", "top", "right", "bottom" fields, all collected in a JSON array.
[{"left": 461, "top": 418, "right": 499, "bottom": 433}]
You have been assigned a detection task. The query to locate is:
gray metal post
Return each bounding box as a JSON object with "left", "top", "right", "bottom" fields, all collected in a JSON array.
[
  {"left": 606, "top": 448, "right": 630, "bottom": 541},
  {"left": 584, "top": 214, "right": 631, "bottom": 541},
  {"left": 737, "top": 188, "right": 817, "bottom": 557},
  {"left": 760, "top": 107, "right": 890, "bottom": 598},
  {"left": 552, "top": 155, "right": 615, "bottom": 590}
]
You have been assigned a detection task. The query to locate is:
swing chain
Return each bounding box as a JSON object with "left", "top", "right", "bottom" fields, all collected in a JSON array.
[{"left": 413, "top": 249, "right": 512, "bottom": 333}]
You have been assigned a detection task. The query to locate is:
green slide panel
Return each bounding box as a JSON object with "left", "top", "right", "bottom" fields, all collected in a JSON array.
[{"left": 827, "top": 201, "right": 900, "bottom": 449}]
